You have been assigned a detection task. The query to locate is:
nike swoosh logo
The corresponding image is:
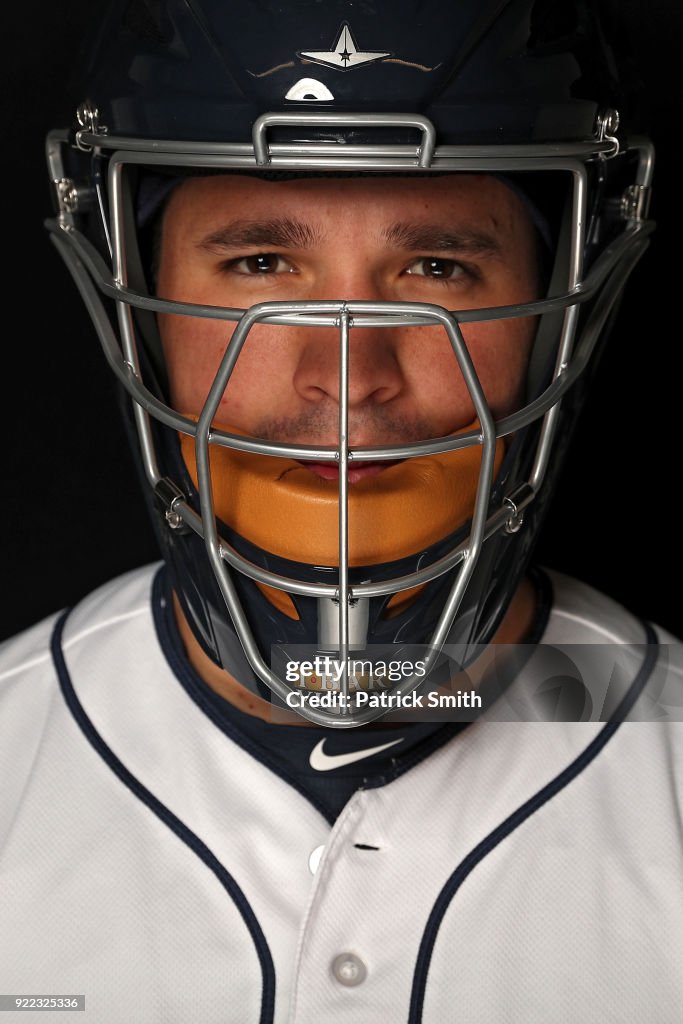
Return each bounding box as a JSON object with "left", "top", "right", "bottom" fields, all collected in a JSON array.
[{"left": 309, "top": 737, "right": 404, "bottom": 772}]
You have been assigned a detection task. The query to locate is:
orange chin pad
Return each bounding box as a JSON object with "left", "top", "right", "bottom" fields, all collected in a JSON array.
[{"left": 179, "top": 419, "right": 504, "bottom": 568}]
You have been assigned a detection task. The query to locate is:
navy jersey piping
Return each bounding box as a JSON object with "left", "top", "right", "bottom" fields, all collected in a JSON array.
[
  {"left": 363, "top": 566, "right": 554, "bottom": 791},
  {"left": 408, "top": 620, "right": 660, "bottom": 1024},
  {"left": 50, "top": 607, "right": 276, "bottom": 1024},
  {"left": 525, "top": 565, "right": 554, "bottom": 646},
  {"left": 151, "top": 567, "right": 339, "bottom": 824}
]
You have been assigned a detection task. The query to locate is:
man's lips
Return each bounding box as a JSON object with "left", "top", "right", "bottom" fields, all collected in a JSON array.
[{"left": 299, "top": 459, "right": 402, "bottom": 483}]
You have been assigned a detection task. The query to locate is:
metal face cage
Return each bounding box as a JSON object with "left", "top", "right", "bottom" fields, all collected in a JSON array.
[{"left": 45, "top": 111, "right": 654, "bottom": 726}]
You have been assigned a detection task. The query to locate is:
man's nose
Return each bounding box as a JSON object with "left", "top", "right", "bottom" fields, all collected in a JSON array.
[{"left": 292, "top": 276, "right": 406, "bottom": 408}]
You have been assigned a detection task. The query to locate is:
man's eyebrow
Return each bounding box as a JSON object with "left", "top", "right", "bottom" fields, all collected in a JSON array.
[
  {"left": 383, "top": 222, "right": 502, "bottom": 256},
  {"left": 196, "top": 218, "right": 322, "bottom": 253}
]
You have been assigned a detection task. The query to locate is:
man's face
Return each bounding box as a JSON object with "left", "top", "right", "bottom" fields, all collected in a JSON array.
[{"left": 157, "top": 174, "right": 539, "bottom": 472}]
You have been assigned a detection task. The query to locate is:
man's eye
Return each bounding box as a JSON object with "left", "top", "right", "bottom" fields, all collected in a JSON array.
[
  {"left": 405, "top": 257, "right": 466, "bottom": 280},
  {"left": 231, "top": 253, "right": 292, "bottom": 274}
]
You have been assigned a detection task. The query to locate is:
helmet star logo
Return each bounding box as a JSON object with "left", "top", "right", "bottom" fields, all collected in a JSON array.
[{"left": 299, "top": 23, "right": 391, "bottom": 72}]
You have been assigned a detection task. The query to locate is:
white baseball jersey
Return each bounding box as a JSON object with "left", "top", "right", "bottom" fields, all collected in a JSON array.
[{"left": 1, "top": 564, "right": 682, "bottom": 1023}]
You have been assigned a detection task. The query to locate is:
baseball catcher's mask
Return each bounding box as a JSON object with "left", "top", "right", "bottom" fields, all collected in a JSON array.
[{"left": 45, "top": 0, "right": 654, "bottom": 724}]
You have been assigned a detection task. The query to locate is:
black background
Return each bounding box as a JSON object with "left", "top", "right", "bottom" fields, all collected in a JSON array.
[{"left": 1, "top": 1, "right": 681, "bottom": 641}]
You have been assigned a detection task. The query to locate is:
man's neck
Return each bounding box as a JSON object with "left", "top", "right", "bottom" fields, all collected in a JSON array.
[{"left": 173, "top": 576, "right": 538, "bottom": 725}]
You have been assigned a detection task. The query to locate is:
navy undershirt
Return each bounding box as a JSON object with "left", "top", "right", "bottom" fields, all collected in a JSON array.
[{"left": 155, "top": 568, "right": 551, "bottom": 822}]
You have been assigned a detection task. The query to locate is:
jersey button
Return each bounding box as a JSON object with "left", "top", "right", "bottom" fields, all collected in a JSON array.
[
  {"left": 308, "top": 844, "right": 325, "bottom": 875},
  {"left": 331, "top": 953, "right": 367, "bottom": 987}
]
